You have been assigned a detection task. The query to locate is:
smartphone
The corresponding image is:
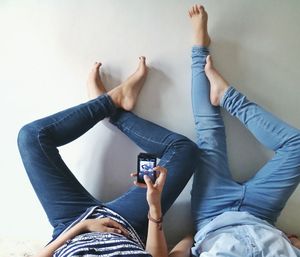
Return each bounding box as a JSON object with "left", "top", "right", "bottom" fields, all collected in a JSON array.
[{"left": 137, "top": 153, "right": 157, "bottom": 184}]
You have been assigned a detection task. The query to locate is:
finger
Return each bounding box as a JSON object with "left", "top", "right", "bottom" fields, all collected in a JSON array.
[
  {"left": 134, "top": 180, "right": 147, "bottom": 188},
  {"left": 102, "top": 217, "right": 112, "bottom": 223},
  {"left": 105, "top": 227, "right": 123, "bottom": 234},
  {"left": 154, "top": 166, "right": 167, "bottom": 185},
  {"left": 156, "top": 176, "right": 166, "bottom": 190},
  {"left": 106, "top": 219, "right": 123, "bottom": 229},
  {"left": 130, "top": 172, "right": 137, "bottom": 177},
  {"left": 153, "top": 166, "right": 162, "bottom": 178},
  {"left": 144, "top": 175, "right": 154, "bottom": 189},
  {"left": 153, "top": 166, "right": 167, "bottom": 173},
  {"left": 105, "top": 219, "right": 129, "bottom": 236},
  {"left": 290, "top": 237, "right": 298, "bottom": 244}
]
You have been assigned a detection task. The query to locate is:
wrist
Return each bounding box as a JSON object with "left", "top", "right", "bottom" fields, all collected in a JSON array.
[
  {"left": 149, "top": 206, "right": 162, "bottom": 219},
  {"left": 80, "top": 220, "right": 90, "bottom": 233},
  {"left": 148, "top": 210, "right": 163, "bottom": 231}
]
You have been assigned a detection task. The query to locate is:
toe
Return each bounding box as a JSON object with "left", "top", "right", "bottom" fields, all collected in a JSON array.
[
  {"left": 192, "top": 5, "right": 197, "bottom": 15},
  {"left": 139, "top": 56, "right": 146, "bottom": 64},
  {"left": 93, "top": 62, "right": 102, "bottom": 69},
  {"left": 198, "top": 5, "right": 204, "bottom": 13}
]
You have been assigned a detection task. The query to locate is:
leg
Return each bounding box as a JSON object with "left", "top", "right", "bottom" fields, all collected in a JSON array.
[
  {"left": 221, "top": 87, "right": 300, "bottom": 223},
  {"left": 106, "top": 110, "right": 199, "bottom": 239},
  {"left": 18, "top": 58, "right": 147, "bottom": 239},
  {"left": 80, "top": 57, "right": 196, "bottom": 239},
  {"left": 205, "top": 55, "right": 300, "bottom": 224},
  {"left": 189, "top": 5, "right": 242, "bottom": 231},
  {"left": 18, "top": 93, "right": 116, "bottom": 238}
]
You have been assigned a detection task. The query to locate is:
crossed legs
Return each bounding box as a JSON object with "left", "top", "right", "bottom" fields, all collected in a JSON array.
[
  {"left": 189, "top": 4, "right": 300, "bottom": 231},
  {"left": 18, "top": 57, "right": 198, "bottom": 241},
  {"left": 87, "top": 59, "right": 199, "bottom": 238}
]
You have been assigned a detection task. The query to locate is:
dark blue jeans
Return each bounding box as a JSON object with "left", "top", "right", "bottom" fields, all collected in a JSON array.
[{"left": 17, "top": 94, "right": 198, "bottom": 241}]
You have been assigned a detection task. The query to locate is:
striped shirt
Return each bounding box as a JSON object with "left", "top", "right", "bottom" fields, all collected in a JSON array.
[{"left": 53, "top": 206, "right": 152, "bottom": 257}]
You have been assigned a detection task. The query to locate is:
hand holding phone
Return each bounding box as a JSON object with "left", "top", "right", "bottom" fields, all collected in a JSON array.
[
  {"left": 132, "top": 153, "right": 168, "bottom": 208},
  {"left": 137, "top": 153, "right": 157, "bottom": 184}
]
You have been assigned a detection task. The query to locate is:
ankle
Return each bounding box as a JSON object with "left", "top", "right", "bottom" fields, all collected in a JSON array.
[{"left": 107, "top": 89, "right": 121, "bottom": 108}]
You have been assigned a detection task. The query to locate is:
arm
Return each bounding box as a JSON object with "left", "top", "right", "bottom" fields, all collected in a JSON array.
[
  {"left": 34, "top": 218, "right": 128, "bottom": 257},
  {"left": 34, "top": 221, "right": 86, "bottom": 257},
  {"left": 287, "top": 234, "right": 300, "bottom": 249},
  {"left": 169, "top": 235, "right": 194, "bottom": 257},
  {"left": 146, "top": 204, "right": 168, "bottom": 257},
  {"left": 134, "top": 166, "right": 169, "bottom": 257}
]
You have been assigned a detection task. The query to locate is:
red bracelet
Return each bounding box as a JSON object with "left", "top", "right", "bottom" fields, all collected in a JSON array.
[{"left": 148, "top": 212, "right": 163, "bottom": 231}]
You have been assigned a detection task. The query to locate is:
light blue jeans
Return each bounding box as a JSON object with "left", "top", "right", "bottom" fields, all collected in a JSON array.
[{"left": 191, "top": 46, "right": 300, "bottom": 231}]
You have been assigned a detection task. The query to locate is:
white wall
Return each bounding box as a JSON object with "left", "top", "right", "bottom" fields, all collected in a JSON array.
[{"left": 1, "top": 0, "right": 300, "bottom": 246}]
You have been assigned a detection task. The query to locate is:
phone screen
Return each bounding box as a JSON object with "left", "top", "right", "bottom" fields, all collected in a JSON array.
[{"left": 137, "top": 153, "right": 157, "bottom": 184}]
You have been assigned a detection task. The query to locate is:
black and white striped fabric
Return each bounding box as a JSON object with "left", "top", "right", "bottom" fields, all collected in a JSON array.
[{"left": 53, "top": 206, "right": 152, "bottom": 257}]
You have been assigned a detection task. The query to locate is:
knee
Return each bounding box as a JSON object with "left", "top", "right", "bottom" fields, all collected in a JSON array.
[
  {"left": 286, "top": 131, "right": 300, "bottom": 154},
  {"left": 183, "top": 138, "right": 199, "bottom": 157},
  {"left": 17, "top": 123, "right": 39, "bottom": 151},
  {"left": 170, "top": 134, "right": 199, "bottom": 157},
  {"left": 196, "top": 128, "right": 226, "bottom": 150}
]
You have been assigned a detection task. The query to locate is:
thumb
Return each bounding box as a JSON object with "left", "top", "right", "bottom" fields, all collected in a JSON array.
[{"left": 144, "top": 175, "right": 154, "bottom": 189}]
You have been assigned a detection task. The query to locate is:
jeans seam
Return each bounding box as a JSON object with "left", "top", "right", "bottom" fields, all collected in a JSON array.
[
  {"left": 117, "top": 124, "right": 178, "bottom": 166},
  {"left": 238, "top": 184, "right": 247, "bottom": 210},
  {"left": 160, "top": 146, "right": 177, "bottom": 167},
  {"left": 124, "top": 124, "right": 179, "bottom": 167},
  {"left": 37, "top": 94, "right": 113, "bottom": 141},
  {"left": 35, "top": 112, "right": 102, "bottom": 205},
  {"left": 35, "top": 96, "right": 111, "bottom": 172},
  {"left": 224, "top": 88, "right": 292, "bottom": 150},
  {"left": 244, "top": 115, "right": 288, "bottom": 150},
  {"left": 120, "top": 125, "right": 170, "bottom": 150}
]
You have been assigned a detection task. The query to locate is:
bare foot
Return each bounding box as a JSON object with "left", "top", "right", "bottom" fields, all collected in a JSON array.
[
  {"left": 188, "top": 4, "right": 211, "bottom": 47},
  {"left": 108, "top": 57, "right": 147, "bottom": 111},
  {"left": 205, "top": 55, "right": 229, "bottom": 106},
  {"left": 87, "top": 62, "right": 106, "bottom": 99}
]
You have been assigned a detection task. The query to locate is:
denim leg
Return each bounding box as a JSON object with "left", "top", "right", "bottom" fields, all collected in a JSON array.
[
  {"left": 107, "top": 110, "right": 199, "bottom": 238},
  {"left": 190, "top": 46, "right": 242, "bottom": 231},
  {"left": 222, "top": 87, "right": 300, "bottom": 224},
  {"left": 17, "top": 94, "right": 116, "bottom": 237},
  {"left": 191, "top": 46, "right": 231, "bottom": 177}
]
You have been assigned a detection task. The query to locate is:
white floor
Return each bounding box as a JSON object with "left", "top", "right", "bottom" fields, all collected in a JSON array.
[
  {"left": 1, "top": 0, "right": 300, "bottom": 253},
  {"left": 0, "top": 237, "right": 43, "bottom": 256}
]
